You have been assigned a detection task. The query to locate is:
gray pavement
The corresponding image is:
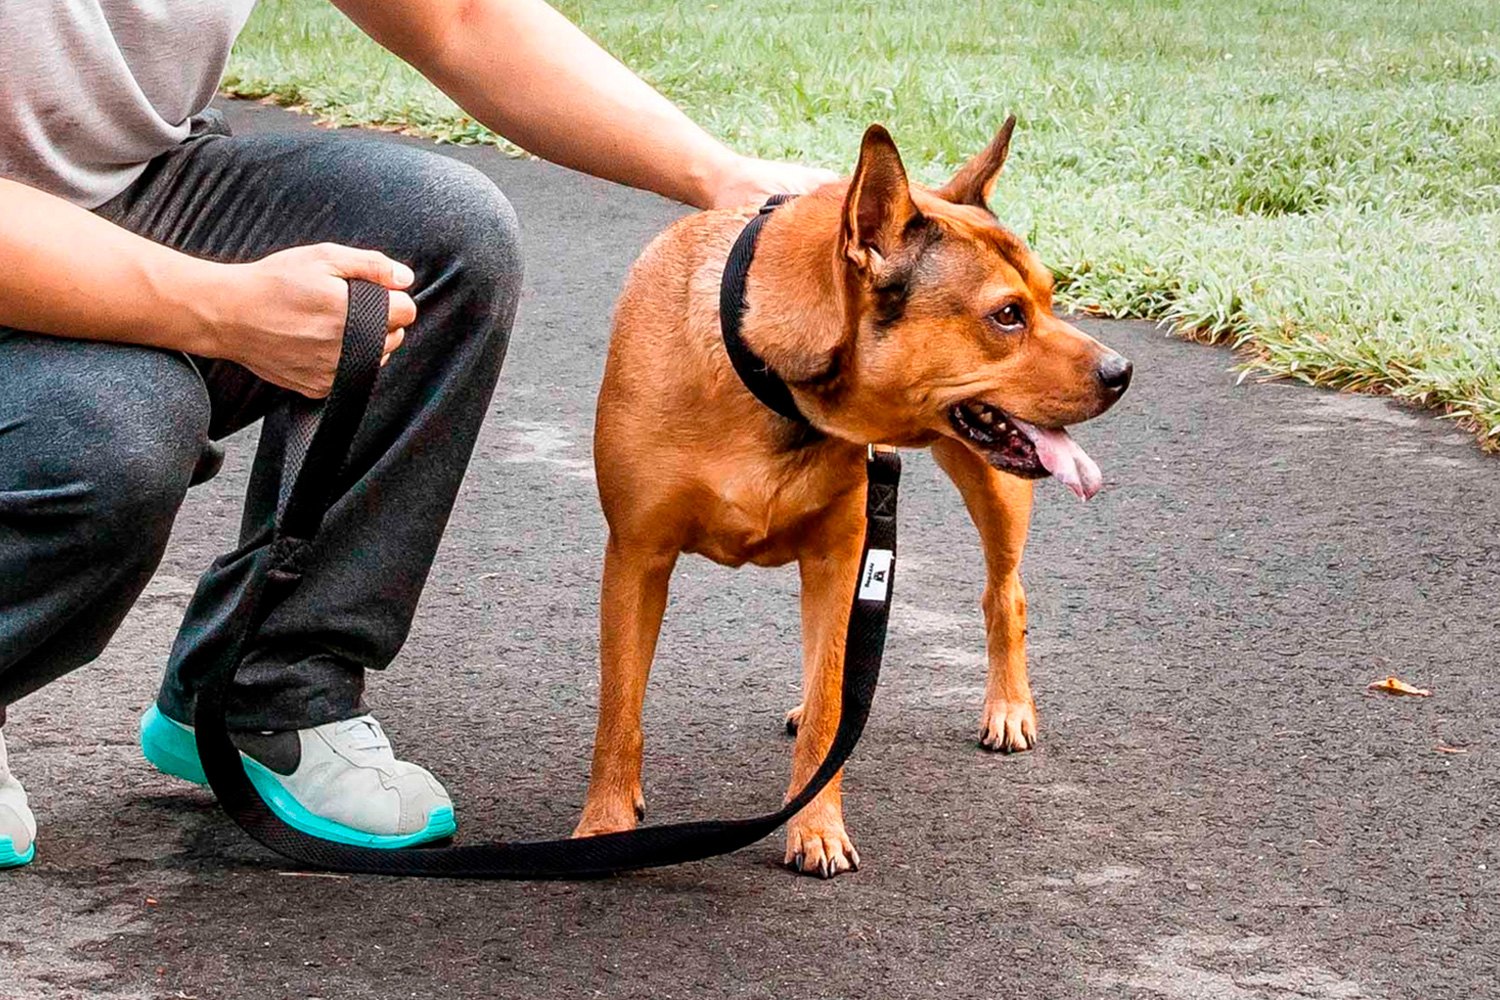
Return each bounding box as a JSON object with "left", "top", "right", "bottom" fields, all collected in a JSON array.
[{"left": 3, "top": 100, "right": 1497, "bottom": 1000}]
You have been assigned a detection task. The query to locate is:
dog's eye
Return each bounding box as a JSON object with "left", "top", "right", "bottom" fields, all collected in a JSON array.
[{"left": 989, "top": 303, "right": 1026, "bottom": 332}]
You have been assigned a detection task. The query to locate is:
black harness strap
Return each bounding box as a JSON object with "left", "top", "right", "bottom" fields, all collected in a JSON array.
[{"left": 196, "top": 207, "right": 901, "bottom": 878}]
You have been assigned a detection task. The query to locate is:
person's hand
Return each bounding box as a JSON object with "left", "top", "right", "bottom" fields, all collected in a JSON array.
[
  {"left": 704, "top": 154, "right": 840, "bottom": 210},
  {"left": 204, "top": 243, "right": 418, "bottom": 398}
]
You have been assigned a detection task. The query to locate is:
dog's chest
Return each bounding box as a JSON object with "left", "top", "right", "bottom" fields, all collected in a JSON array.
[{"left": 686, "top": 457, "right": 862, "bottom": 567}]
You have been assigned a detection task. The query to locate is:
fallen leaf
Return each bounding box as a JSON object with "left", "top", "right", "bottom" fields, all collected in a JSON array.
[{"left": 1368, "top": 675, "right": 1431, "bottom": 697}]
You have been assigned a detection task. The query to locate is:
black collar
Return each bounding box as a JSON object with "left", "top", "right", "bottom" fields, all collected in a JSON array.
[{"left": 718, "top": 194, "right": 814, "bottom": 427}]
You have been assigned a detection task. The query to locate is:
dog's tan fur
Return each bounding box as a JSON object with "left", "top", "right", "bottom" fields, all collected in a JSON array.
[{"left": 575, "top": 122, "right": 1127, "bottom": 876}]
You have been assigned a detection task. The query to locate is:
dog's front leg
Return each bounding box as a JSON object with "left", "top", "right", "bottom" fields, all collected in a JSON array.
[
  {"left": 784, "top": 510, "right": 864, "bottom": 878},
  {"left": 574, "top": 537, "right": 678, "bottom": 837},
  {"left": 932, "top": 438, "right": 1039, "bottom": 753}
]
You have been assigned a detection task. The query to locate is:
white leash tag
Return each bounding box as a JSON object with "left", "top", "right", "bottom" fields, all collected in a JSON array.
[{"left": 857, "top": 549, "right": 894, "bottom": 603}]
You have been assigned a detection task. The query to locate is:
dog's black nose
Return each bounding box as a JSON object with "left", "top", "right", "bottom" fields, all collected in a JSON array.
[{"left": 1096, "top": 353, "right": 1133, "bottom": 395}]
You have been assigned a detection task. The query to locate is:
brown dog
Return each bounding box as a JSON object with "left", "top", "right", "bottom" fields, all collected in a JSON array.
[{"left": 575, "top": 119, "right": 1131, "bottom": 877}]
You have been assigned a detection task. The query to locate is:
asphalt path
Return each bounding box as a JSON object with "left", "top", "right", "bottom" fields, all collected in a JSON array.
[{"left": 3, "top": 100, "right": 1497, "bottom": 1000}]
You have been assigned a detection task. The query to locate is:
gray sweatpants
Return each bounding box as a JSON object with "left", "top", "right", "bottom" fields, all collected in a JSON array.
[{"left": 0, "top": 112, "right": 522, "bottom": 731}]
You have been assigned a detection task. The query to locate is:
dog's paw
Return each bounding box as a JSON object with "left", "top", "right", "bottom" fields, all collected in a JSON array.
[
  {"left": 572, "top": 786, "right": 647, "bottom": 838},
  {"left": 979, "top": 697, "right": 1038, "bottom": 753},
  {"left": 784, "top": 813, "right": 860, "bottom": 879},
  {"left": 783, "top": 703, "right": 804, "bottom": 736}
]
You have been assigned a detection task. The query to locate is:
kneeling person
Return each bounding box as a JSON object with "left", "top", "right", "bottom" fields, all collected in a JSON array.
[{"left": 0, "top": 0, "right": 834, "bottom": 866}]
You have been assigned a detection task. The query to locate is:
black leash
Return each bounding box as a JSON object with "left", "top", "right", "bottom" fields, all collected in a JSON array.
[{"left": 195, "top": 199, "right": 901, "bottom": 878}]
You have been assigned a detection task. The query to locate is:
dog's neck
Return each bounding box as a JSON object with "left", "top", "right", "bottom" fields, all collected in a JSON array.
[{"left": 733, "top": 189, "right": 851, "bottom": 396}]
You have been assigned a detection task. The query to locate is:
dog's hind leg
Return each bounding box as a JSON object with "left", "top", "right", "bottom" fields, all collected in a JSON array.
[
  {"left": 784, "top": 506, "right": 865, "bottom": 878},
  {"left": 932, "top": 438, "right": 1039, "bottom": 753},
  {"left": 574, "top": 536, "right": 678, "bottom": 838}
]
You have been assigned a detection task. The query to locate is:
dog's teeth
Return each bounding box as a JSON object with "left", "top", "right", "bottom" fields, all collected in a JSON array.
[{"left": 978, "top": 409, "right": 995, "bottom": 425}]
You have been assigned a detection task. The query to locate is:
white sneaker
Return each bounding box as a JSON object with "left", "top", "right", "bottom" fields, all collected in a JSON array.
[
  {"left": 0, "top": 729, "right": 37, "bottom": 867},
  {"left": 141, "top": 708, "right": 455, "bottom": 848}
]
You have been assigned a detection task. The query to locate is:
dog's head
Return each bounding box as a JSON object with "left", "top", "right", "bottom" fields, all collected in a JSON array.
[{"left": 791, "top": 120, "right": 1131, "bottom": 499}]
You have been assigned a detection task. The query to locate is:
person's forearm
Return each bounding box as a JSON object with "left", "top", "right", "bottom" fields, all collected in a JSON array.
[
  {"left": 1, "top": 179, "right": 415, "bottom": 396},
  {"left": 339, "top": 0, "right": 739, "bottom": 209},
  {"left": 0, "top": 178, "right": 224, "bottom": 353}
]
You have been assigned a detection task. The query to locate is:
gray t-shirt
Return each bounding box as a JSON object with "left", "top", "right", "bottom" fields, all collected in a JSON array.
[{"left": 0, "top": 0, "right": 258, "bottom": 208}]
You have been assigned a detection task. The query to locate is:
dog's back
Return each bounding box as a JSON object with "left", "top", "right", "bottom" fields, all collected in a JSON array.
[{"left": 599, "top": 210, "right": 743, "bottom": 429}]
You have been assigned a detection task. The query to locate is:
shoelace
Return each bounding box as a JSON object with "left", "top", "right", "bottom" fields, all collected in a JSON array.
[{"left": 332, "top": 717, "right": 392, "bottom": 757}]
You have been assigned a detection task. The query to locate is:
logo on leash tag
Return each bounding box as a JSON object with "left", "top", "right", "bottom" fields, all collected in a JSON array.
[{"left": 857, "top": 549, "right": 894, "bottom": 603}]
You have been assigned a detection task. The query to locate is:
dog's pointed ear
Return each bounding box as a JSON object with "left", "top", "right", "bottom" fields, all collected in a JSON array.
[
  {"left": 841, "top": 124, "right": 920, "bottom": 272},
  {"left": 937, "top": 115, "right": 1016, "bottom": 210}
]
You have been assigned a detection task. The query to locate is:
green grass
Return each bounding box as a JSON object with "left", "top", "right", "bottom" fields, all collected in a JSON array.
[{"left": 225, "top": 0, "right": 1500, "bottom": 444}]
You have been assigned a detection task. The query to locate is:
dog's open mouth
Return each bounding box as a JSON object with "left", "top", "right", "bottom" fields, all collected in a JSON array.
[{"left": 948, "top": 402, "right": 1103, "bottom": 500}]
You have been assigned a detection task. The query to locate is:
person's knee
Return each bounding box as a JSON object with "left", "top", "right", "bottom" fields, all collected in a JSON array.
[
  {"left": 17, "top": 347, "right": 207, "bottom": 560},
  {"left": 62, "top": 425, "right": 200, "bottom": 564},
  {"left": 90, "top": 431, "right": 199, "bottom": 551},
  {"left": 411, "top": 158, "right": 524, "bottom": 326}
]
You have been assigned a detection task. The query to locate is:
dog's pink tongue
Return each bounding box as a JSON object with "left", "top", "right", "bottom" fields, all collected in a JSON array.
[{"left": 1012, "top": 419, "right": 1103, "bottom": 500}]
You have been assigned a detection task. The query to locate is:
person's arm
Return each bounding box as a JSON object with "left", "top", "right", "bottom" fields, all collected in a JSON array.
[
  {"left": 0, "top": 178, "right": 414, "bottom": 397},
  {"left": 332, "top": 0, "right": 836, "bottom": 209}
]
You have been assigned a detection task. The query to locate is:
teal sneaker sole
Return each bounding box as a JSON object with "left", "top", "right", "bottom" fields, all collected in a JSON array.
[
  {"left": 139, "top": 705, "right": 456, "bottom": 849},
  {"left": 139, "top": 705, "right": 208, "bottom": 785},
  {"left": 0, "top": 836, "right": 35, "bottom": 868}
]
